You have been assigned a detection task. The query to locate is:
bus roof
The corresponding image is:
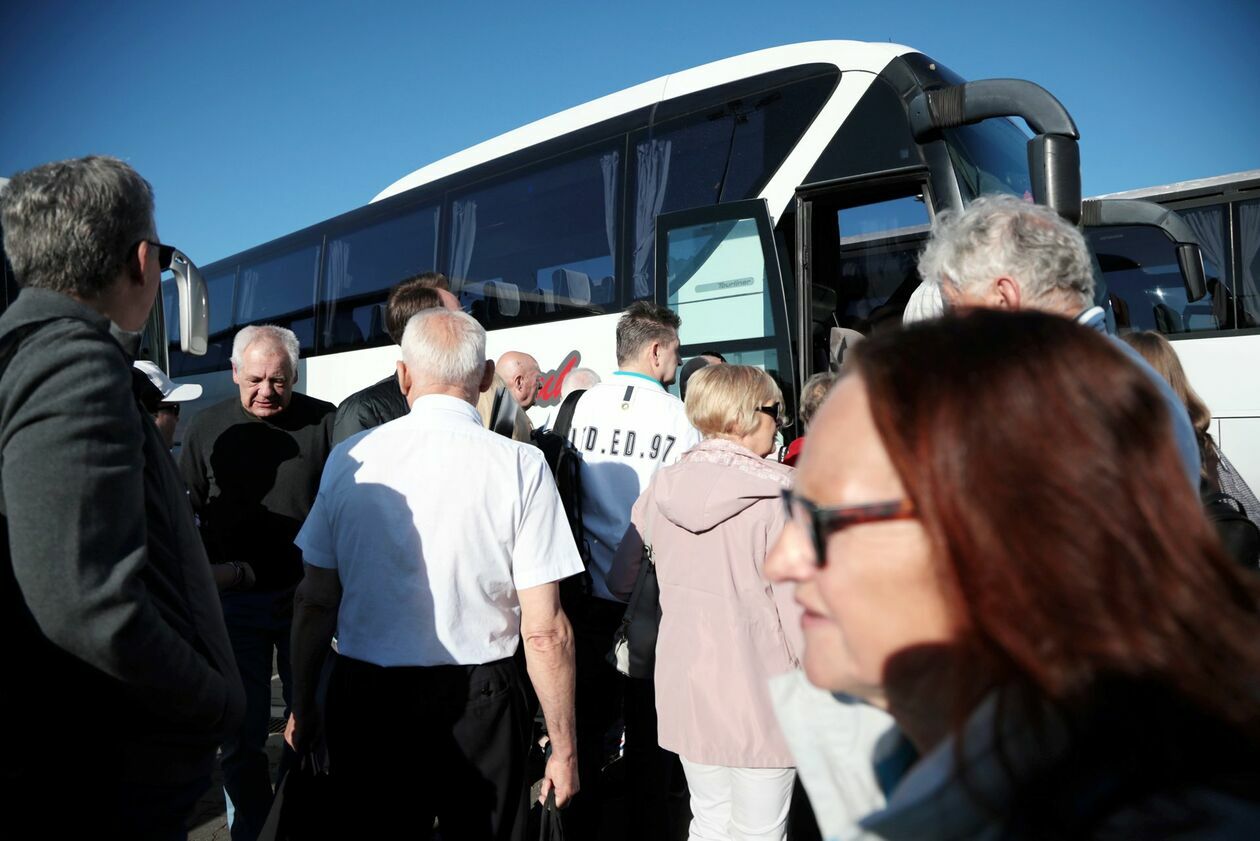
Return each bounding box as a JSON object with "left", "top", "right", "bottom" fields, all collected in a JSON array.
[
  {"left": 372, "top": 40, "right": 914, "bottom": 203},
  {"left": 1090, "top": 169, "right": 1260, "bottom": 203}
]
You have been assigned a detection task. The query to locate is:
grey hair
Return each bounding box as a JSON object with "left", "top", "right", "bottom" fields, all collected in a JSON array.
[
  {"left": 562, "top": 367, "right": 601, "bottom": 398},
  {"left": 615, "top": 300, "right": 681, "bottom": 366},
  {"left": 799, "top": 372, "right": 837, "bottom": 429},
  {"left": 401, "top": 308, "right": 486, "bottom": 392},
  {"left": 232, "top": 324, "right": 301, "bottom": 382},
  {"left": 0, "top": 156, "right": 155, "bottom": 299},
  {"left": 917, "top": 193, "right": 1094, "bottom": 311}
]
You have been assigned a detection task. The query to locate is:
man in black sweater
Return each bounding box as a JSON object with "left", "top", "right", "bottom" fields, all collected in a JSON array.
[
  {"left": 0, "top": 156, "right": 244, "bottom": 838},
  {"left": 332, "top": 271, "right": 459, "bottom": 445},
  {"left": 180, "top": 323, "right": 334, "bottom": 841}
]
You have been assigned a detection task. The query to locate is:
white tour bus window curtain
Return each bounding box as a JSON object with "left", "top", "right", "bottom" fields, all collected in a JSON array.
[
  {"left": 449, "top": 199, "right": 478, "bottom": 296},
  {"left": 601, "top": 151, "right": 620, "bottom": 271},
  {"left": 1237, "top": 200, "right": 1260, "bottom": 324},
  {"left": 633, "top": 139, "right": 672, "bottom": 299},
  {"left": 321, "top": 239, "right": 352, "bottom": 344}
]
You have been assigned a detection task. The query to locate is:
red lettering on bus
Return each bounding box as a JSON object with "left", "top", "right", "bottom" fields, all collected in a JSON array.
[{"left": 536, "top": 350, "right": 581, "bottom": 407}]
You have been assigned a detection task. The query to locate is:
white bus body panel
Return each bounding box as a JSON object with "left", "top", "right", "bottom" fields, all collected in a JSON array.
[
  {"left": 374, "top": 39, "right": 910, "bottom": 224},
  {"left": 1172, "top": 335, "right": 1260, "bottom": 487}
]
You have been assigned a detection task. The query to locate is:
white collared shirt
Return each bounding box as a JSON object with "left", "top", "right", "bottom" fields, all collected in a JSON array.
[
  {"left": 567, "top": 371, "right": 701, "bottom": 601},
  {"left": 296, "top": 394, "right": 584, "bottom": 667}
]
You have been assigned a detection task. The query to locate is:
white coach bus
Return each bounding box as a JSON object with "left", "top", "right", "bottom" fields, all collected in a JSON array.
[
  {"left": 162, "top": 40, "right": 1200, "bottom": 438},
  {"left": 1090, "top": 170, "right": 1260, "bottom": 483}
]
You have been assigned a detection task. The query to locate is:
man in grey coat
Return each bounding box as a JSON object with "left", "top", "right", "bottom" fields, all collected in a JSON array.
[{"left": 0, "top": 156, "right": 244, "bottom": 838}]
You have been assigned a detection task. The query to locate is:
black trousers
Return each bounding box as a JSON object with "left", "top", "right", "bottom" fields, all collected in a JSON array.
[
  {"left": 326, "top": 654, "right": 531, "bottom": 841},
  {"left": 562, "top": 594, "right": 679, "bottom": 840}
]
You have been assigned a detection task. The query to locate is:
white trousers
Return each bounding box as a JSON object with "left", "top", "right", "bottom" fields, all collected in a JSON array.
[{"left": 679, "top": 757, "right": 796, "bottom": 841}]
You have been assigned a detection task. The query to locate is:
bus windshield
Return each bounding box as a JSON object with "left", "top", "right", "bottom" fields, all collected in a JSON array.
[{"left": 942, "top": 117, "right": 1034, "bottom": 203}]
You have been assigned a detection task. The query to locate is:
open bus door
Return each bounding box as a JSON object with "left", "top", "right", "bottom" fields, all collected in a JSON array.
[
  {"left": 793, "top": 167, "right": 935, "bottom": 388},
  {"left": 654, "top": 198, "right": 798, "bottom": 416}
]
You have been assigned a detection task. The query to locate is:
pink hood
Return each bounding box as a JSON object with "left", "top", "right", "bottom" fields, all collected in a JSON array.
[{"left": 651, "top": 438, "right": 794, "bottom": 533}]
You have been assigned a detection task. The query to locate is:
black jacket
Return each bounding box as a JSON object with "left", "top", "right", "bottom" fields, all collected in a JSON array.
[
  {"left": 0, "top": 288, "right": 245, "bottom": 785},
  {"left": 332, "top": 372, "right": 409, "bottom": 445},
  {"left": 180, "top": 392, "right": 335, "bottom": 591}
]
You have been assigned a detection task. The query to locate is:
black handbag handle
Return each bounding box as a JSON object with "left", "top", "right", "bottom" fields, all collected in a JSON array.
[{"left": 538, "top": 787, "right": 566, "bottom": 841}]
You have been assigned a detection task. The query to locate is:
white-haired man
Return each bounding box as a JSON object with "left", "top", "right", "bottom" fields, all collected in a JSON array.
[
  {"left": 561, "top": 366, "right": 601, "bottom": 399},
  {"left": 180, "top": 323, "right": 335, "bottom": 841},
  {"left": 289, "top": 308, "right": 582, "bottom": 837},
  {"left": 919, "top": 193, "right": 1200, "bottom": 483}
]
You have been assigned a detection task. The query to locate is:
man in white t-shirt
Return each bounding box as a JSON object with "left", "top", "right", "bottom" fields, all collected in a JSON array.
[
  {"left": 287, "top": 308, "right": 584, "bottom": 838},
  {"left": 562, "top": 300, "right": 701, "bottom": 838}
]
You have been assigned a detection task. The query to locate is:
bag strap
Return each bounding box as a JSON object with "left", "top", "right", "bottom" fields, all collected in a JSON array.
[{"left": 551, "top": 388, "right": 586, "bottom": 441}]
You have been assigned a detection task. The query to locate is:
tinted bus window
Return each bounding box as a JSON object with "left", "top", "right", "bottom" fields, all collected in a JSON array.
[
  {"left": 833, "top": 193, "right": 931, "bottom": 331},
  {"left": 448, "top": 145, "right": 620, "bottom": 329},
  {"left": 1087, "top": 225, "right": 1222, "bottom": 334},
  {"left": 943, "top": 118, "right": 1034, "bottom": 202},
  {"left": 629, "top": 74, "right": 837, "bottom": 298},
  {"left": 320, "top": 204, "right": 440, "bottom": 353},
  {"left": 169, "top": 266, "right": 238, "bottom": 376},
  {"left": 236, "top": 242, "right": 320, "bottom": 351}
]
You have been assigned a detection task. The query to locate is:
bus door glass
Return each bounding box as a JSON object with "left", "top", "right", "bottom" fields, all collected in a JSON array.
[
  {"left": 795, "top": 178, "right": 932, "bottom": 378},
  {"left": 654, "top": 199, "right": 795, "bottom": 408}
]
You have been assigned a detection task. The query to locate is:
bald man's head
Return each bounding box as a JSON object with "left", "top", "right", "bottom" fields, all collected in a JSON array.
[{"left": 497, "top": 351, "right": 542, "bottom": 409}]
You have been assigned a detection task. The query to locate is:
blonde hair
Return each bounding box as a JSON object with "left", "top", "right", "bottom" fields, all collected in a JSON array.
[{"left": 685, "top": 364, "right": 782, "bottom": 438}]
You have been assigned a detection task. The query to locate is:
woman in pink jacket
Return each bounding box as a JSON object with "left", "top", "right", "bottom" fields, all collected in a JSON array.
[{"left": 610, "top": 364, "right": 803, "bottom": 841}]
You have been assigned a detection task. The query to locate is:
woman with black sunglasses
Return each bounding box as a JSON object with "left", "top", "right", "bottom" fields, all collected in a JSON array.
[{"left": 608, "top": 363, "right": 801, "bottom": 841}]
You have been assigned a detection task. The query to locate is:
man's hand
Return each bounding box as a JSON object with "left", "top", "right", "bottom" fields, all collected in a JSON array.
[
  {"left": 283, "top": 710, "right": 323, "bottom": 756},
  {"left": 211, "top": 562, "right": 257, "bottom": 591},
  {"left": 538, "top": 749, "right": 579, "bottom": 807}
]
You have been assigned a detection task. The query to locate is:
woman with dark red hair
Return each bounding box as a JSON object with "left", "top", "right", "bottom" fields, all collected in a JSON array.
[{"left": 769, "top": 309, "right": 1260, "bottom": 838}]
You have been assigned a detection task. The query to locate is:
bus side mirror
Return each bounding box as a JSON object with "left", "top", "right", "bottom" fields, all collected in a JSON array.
[
  {"left": 1028, "top": 134, "right": 1082, "bottom": 225},
  {"left": 169, "top": 249, "right": 209, "bottom": 356},
  {"left": 1177, "top": 243, "right": 1208, "bottom": 303}
]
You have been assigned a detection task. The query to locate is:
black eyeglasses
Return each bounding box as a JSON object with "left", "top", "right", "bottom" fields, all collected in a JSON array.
[
  {"left": 781, "top": 487, "right": 916, "bottom": 566},
  {"left": 156, "top": 402, "right": 180, "bottom": 416},
  {"left": 132, "top": 239, "right": 175, "bottom": 272},
  {"left": 755, "top": 403, "right": 784, "bottom": 428}
]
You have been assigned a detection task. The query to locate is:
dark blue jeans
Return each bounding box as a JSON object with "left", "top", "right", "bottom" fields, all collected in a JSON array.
[{"left": 220, "top": 588, "right": 295, "bottom": 841}]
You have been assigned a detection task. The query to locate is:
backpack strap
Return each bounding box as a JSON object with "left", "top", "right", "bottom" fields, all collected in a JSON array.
[{"left": 550, "top": 388, "right": 586, "bottom": 441}]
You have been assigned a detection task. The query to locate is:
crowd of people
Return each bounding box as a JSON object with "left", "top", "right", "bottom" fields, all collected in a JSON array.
[{"left": 2, "top": 155, "right": 1259, "bottom": 841}]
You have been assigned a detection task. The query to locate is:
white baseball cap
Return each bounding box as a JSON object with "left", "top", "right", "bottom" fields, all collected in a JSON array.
[{"left": 133, "top": 360, "right": 203, "bottom": 402}]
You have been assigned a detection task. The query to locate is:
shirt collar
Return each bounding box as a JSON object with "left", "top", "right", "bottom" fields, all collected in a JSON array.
[
  {"left": 611, "top": 370, "right": 665, "bottom": 391},
  {"left": 1074, "top": 305, "right": 1108, "bottom": 334},
  {"left": 409, "top": 393, "right": 483, "bottom": 424}
]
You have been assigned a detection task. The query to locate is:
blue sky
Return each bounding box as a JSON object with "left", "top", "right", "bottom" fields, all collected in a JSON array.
[{"left": 2, "top": 0, "right": 1256, "bottom": 265}]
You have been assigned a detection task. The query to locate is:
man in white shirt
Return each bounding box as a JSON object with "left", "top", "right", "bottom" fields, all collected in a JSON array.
[
  {"left": 562, "top": 300, "right": 701, "bottom": 838},
  {"left": 288, "top": 308, "right": 583, "bottom": 839}
]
